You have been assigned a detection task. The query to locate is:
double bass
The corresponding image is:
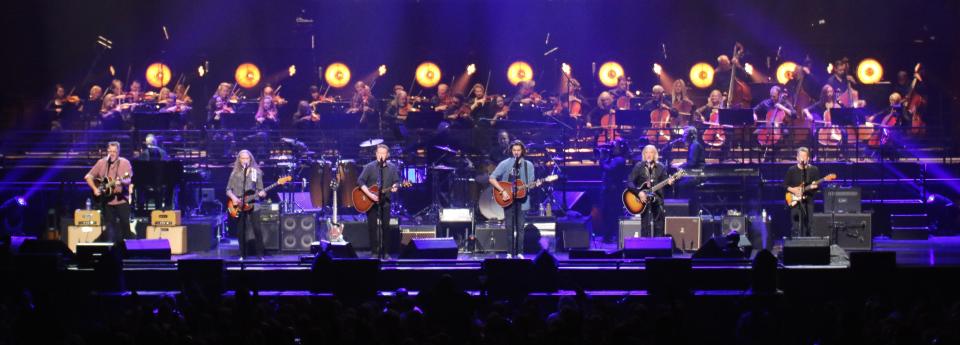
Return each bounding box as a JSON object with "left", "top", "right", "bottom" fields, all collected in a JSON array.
[
  {"left": 726, "top": 43, "right": 752, "bottom": 109},
  {"left": 905, "top": 63, "right": 926, "bottom": 136},
  {"left": 784, "top": 62, "right": 814, "bottom": 145}
]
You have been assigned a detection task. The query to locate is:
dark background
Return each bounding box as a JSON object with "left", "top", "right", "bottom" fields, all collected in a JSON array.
[{"left": 1, "top": 0, "right": 958, "bottom": 130}]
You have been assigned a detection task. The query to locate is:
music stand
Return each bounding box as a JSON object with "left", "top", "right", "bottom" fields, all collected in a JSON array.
[
  {"left": 617, "top": 109, "right": 651, "bottom": 129},
  {"left": 221, "top": 113, "right": 256, "bottom": 130},
  {"left": 321, "top": 113, "right": 361, "bottom": 129},
  {"left": 406, "top": 110, "right": 444, "bottom": 129}
]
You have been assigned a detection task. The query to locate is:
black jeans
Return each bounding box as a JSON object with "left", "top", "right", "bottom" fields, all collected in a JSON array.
[
  {"left": 237, "top": 210, "right": 264, "bottom": 258},
  {"left": 640, "top": 202, "right": 665, "bottom": 237},
  {"left": 504, "top": 202, "right": 526, "bottom": 255},
  {"left": 102, "top": 203, "right": 132, "bottom": 243},
  {"left": 367, "top": 201, "right": 392, "bottom": 257},
  {"left": 790, "top": 200, "right": 813, "bottom": 238}
]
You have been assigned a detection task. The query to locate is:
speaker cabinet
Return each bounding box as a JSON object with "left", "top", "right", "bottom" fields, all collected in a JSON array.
[
  {"left": 722, "top": 215, "right": 748, "bottom": 235},
  {"left": 782, "top": 236, "right": 830, "bottom": 265},
  {"left": 812, "top": 213, "right": 872, "bottom": 251},
  {"left": 618, "top": 219, "right": 646, "bottom": 249},
  {"left": 258, "top": 209, "right": 280, "bottom": 251},
  {"left": 123, "top": 239, "right": 172, "bottom": 260},
  {"left": 281, "top": 213, "right": 317, "bottom": 252},
  {"left": 475, "top": 222, "right": 510, "bottom": 253},
  {"left": 665, "top": 217, "right": 701, "bottom": 251},
  {"left": 622, "top": 237, "right": 673, "bottom": 258},
  {"left": 400, "top": 237, "right": 458, "bottom": 259},
  {"left": 400, "top": 224, "right": 437, "bottom": 245},
  {"left": 146, "top": 225, "right": 187, "bottom": 255},
  {"left": 66, "top": 226, "right": 103, "bottom": 253}
]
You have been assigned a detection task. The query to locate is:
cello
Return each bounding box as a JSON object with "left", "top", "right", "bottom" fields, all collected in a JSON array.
[
  {"left": 702, "top": 106, "right": 727, "bottom": 147},
  {"left": 647, "top": 101, "right": 672, "bottom": 144},
  {"left": 757, "top": 91, "right": 787, "bottom": 147}
]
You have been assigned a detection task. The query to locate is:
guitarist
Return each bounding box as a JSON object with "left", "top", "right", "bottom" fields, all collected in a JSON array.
[
  {"left": 785, "top": 147, "right": 821, "bottom": 237},
  {"left": 226, "top": 150, "right": 266, "bottom": 259},
  {"left": 488, "top": 140, "right": 536, "bottom": 258},
  {"left": 626, "top": 145, "right": 673, "bottom": 237},
  {"left": 84, "top": 141, "right": 133, "bottom": 243},
  {"left": 357, "top": 144, "right": 401, "bottom": 259}
]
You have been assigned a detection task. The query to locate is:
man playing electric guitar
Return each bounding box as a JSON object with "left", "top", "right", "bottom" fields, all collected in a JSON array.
[
  {"left": 626, "top": 145, "right": 675, "bottom": 237},
  {"left": 785, "top": 147, "right": 821, "bottom": 237},
  {"left": 226, "top": 150, "right": 267, "bottom": 259}
]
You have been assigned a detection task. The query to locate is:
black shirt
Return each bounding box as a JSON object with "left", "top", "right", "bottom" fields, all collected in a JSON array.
[
  {"left": 784, "top": 164, "right": 821, "bottom": 199},
  {"left": 627, "top": 161, "right": 669, "bottom": 200},
  {"left": 753, "top": 99, "right": 794, "bottom": 122},
  {"left": 682, "top": 140, "right": 705, "bottom": 169},
  {"left": 357, "top": 161, "right": 402, "bottom": 202}
]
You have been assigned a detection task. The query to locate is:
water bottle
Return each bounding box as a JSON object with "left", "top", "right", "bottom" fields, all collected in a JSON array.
[
  {"left": 85, "top": 198, "right": 92, "bottom": 210},
  {"left": 761, "top": 208, "right": 767, "bottom": 223}
]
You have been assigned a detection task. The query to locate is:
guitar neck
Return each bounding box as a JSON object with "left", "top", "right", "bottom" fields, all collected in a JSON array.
[{"left": 801, "top": 177, "right": 830, "bottom": 192}]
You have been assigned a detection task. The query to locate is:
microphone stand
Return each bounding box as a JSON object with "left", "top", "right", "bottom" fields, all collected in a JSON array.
[
  {"left": 377, "top": 160, "right": 386, "bottom": 260},
  {"left": 798, "top": 161, "right": 808, "bottom": 238},
  {"left": 512, "top": 158, "right": 522, "bottom": 257},
  {"left": 239, "top": 165, "right": 249, "bottom": 260}
]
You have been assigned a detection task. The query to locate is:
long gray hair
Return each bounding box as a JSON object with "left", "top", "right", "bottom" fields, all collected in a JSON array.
[{"left": 232, "top": 150, "right": 259, "bottom": 174}]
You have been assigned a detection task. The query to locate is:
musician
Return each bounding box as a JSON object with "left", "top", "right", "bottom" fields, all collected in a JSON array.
[
  {"left": 827, "top": 58, "right": 865, "bottom": 108},
  {"left": 207, "top": 82, "right": 234, "bottom": 128},
  {"left": 139, "top": 134, "right": 168, "bottom": 161},
  {"left": 627, "top": 145, "right": 674, "bottom": 236},
  {"left": 753, "top": 85, "right": 794, "bottom": 122},
  {"left": 586, "top": 91, "right": 615, "bottom": 127},
  {"left": 384, "top": 90, "right": 412, "bottom": 138},
  {"left": 255, "top": 85, "right": 282, "bottom": 129},
  {"left": 598, "top": 139, "right": 630, "bottom": 242},
  {"left": 695, "top": 89, "right": 732, "bottom": 161},
  {"left": 432, "top": 83, "right": 451, "bottom": 111},
  {"left": 511, "top": 80, "right": 541, "bottom": 106},
  {"left": 489, "top": 140, "right": 537, "bottom": 257},
  {"left": 488, "top": 130, "right": 512, "bottom": 163},
  {"left": 84, "top": 141, "right": 133, "bottom": 243},
  {"left": 81, "top": 85, "right": 104, "bottom": 129},
  {"left": 99, "top": 94, "right": 127, "bottom": 130},
  {"left": 610, "top": 76, "right": 633, "bottom": 110},
  {"left": 443, "top": 94, "right": 474, "bottom": 129},
  {"left": 695, "top": 89, "right": 725, "bottom": 120},
  {"left": 358, "top": 144, "right": 402, "bottom": 259},
  {"left": 225, "top": 150, "right": 267, "bottom": 259},
  {"left": 679, "top": 127, "right": 705, "bottom": 170},
  {"left": 486, "top": 95, "right": 510, "bottom": 127},
  {"left": 671, "top": 80, "right": 697, "bottom": 125},
  {"left": 641, "top": 85, "right": 676, "bottom": 113},
  {"left": 127, "top": 80, "right": 144, "bottom": 103},
  {"left": 784, "top": 147, "right": 820, "bottom": 237},
  {"left": 173, "top": 84, "right": 193, "bottom": 106},
  {"left": 46, "top": 84, "right": 70, "bottom": 130},
  {"left": 714, "top": 55, "right": 749, "bottom": 94},
  {"left": 467, "top": 83, "right": 488, "bottom": 113},
  {"left": 868, "top": 93, "right": 909, "bottom": 127},
  {"left": 108, "top": 79, "right": 125, "bottom": 99},
  {"left": 292, "top": 100, "right": 318, "bottom": 129}
]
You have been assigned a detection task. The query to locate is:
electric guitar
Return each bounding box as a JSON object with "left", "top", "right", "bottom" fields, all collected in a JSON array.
[
  {"left": 493, "top": 174, "right": 559, "bottom": 207},
  {"left": 785, "top": 173, "right": 837, "bottom": 207},
  {"left": 352, "top": 180, "right": 413, "bottom": 213},
  {"left": 622, "top": 169, "right": 686, "bottom": 215},
  {"left": 226, "top": 175, "right": 292, "bottom": 218},
  {"left": 326, "top": 178, "right": 344, "bottom": 241}
]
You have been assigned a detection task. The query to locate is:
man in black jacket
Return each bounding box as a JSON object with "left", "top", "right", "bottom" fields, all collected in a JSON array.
[
  {"left": 627, "top": 145, "right": 674, "bottom": 237},
  {"left": 358, "top": 144, "right": 402, "bottom": 258}
]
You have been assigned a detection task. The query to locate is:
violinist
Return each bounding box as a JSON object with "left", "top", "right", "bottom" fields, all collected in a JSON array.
[
  {"left": 108, "top": 79, "right": 125, "bottom": 100},
  {"left": 207, "top": 82, "right": 234, "bottom": 128},
  {"left": 292, "top": 100, "right": 318, "bottom": 129},
  {"left": 100, "top": 94, "right": 129, "bottom": 130},
  {"left": 467, "top": 83, "right": 489, "bottom": 113},
  {"left": 255, "top": 85, "right": 284, "bottom": 129},
  {"left": 511, "top": 80, "right": 542, "bottom": 106},
  {"left": 173, "top": 84, "right": 193, "bottom": 107},
  {"left": 487, "top": 95, "right": 510, "bottom": 126},
  {"left": 81, "top": 85, "right": 104, "bottom": 128},
  {"left": 444, "top": 94, "right": 474, "bottom": 129},
  {"left": 432, "top": 83, "right": 451, "bottom": 111},
  {"left": 384, "top": 90, "right": 413, "bottom": 138},
  {"left": 127, "top": 80, "right": 144, "bottom": 103},
  {"left": 347, "top": 81, "right": 376, "bottom": 117},
  {"left": 47, "top": 84, "right": 78, "bottom": 130}
]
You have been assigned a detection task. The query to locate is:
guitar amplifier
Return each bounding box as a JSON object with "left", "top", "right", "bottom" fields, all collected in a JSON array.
[
  {"left": 400, "top": 224, "right": 437, "bottom": 245},
  {"left": 66, "top": 226, "right": 103, "bottom": 253},
  {"left": 812, "top": 212, "right": 873, "bottom": 251},
  {"left": 475, "top": 222, "right": 510, "bottom": 253},
  {"left": 150, "top": 210, "right": 182, "bottom": 226},
  {"left": 146, "top": 225, "right": 188, "bottom": 255},
  {"left": 74, "top": 210, "right": 101, "bottom": 226},
  {"left": 665, "top": 217, "right": 701, "bottom": 251},
  {"left": 825, "top": 186, "right": 862, "bottom": 213}
]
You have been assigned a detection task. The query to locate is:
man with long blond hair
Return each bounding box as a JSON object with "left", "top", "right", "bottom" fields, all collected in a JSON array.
[{"left": 226, "top": 150, "right": 266, "bottom": 259}]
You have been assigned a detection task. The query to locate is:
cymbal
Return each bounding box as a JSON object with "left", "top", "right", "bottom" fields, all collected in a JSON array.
[
  {"left": 359, "top": 138, "right": 384, "bottom": 148},
  {"left": 433, "top": 145, "right": 457, "bottom": 153},
  {"left": 430, "top": 164, "right": 455, "bottom": 171}
]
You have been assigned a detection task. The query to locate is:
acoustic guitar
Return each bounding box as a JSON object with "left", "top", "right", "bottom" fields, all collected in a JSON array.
[
  {"left": 622, "top": 169, "right": 686, "bottom": 214},
  {"left": 352, "top": 180, "right": 413, "bottom": 213},
  {"left": 493, "top": 175, "right": 559, "bottom": 207}
]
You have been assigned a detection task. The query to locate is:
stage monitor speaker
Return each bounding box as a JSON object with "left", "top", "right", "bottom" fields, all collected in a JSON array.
[
  {"left": 123, "top": 239, "right": 172, "bottom": 260},
  {"left": 400, "top": 237, "right": 458, "bottom": 259},
  {"left": 622, "top": 237, "right": 673, "bottom": 259},
  {"left": 646, "top": 258, "right": 692, "bottom": 296},
  {"left": 75, "top": 243, "right": 115, "bottom": 268},
  {"left": 340, "top": 215, "right": 370, "bottom": 249},
  {"left": 664, "top": 199, "right": 690, "bottom": 217},
  {"left": 665, "top": 217, "right": 701, "bottom": 251},
  {"left": 618, "top": 219, "right": 646, "bottom": 249},
  {"left": 281, "top": 213, "right": 316, "bottom": 252},
  {"left": 722, "top": 215, "right": 748, "bottom": 236},
  {"left": 324, "top": 241, "right": 359, "bottom": 258},
  {"left": 258, "top": 209, "right": 280, "bottom": 251},
  {"left": 782, "top": 236, "right": 830, "bottom": 265},
  {"left": 400, "top": 224, "right": 437, "bottom": 245},
  {"left": 146, "top": 226, "right": 187, "bottom": 255},
  {"left": 177, "top": 259, "right": 224, "bottom": 295},
  {"left": 19, "top": 239, "right": 74, "bottom": 258},
  {"left": 557, "top": 216, "right": 591, "bottom": 251},
  {"left": 812, "top": 213, "right": 873, "bottom": 251},
  {"left": 568, "top": 249, "right": 613, "bottom": 259},
  {"left": 476, "top": 222, "right": 510, "bottom": 253},
  {"left": 482, "top": 258, "right": 534, "bottom": 297},
  {"left": 825, "top": 186, "right": 862, "bottom": 213}
]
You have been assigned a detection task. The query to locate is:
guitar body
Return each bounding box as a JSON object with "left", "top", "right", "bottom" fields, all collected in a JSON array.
[
  {"left": 226, "top": 176, "right": 292, "bottom": 218},
  {"left": 226, "top": 196, "right": 255, "bottom": 218},
  {"left": 352, "top": 185, "right": 379, "bottom": 213},
  {"left": 622, "top": 189, "right": 648, "bottom": 215},
  {"left": 784, "top": 173, "right": 837, "bottom": 207},
  {"left": 494, "top": 180, "right": 526, "bottom": 208},
  {"left": 785, "top": 192, "right": 801, "bottom": 207}
]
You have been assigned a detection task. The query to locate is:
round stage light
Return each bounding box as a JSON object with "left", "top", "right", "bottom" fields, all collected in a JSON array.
[
  {"left": 775, "top": 61, "right": 798, "bottom": 85},
  {"left": 857, "top": 58, "right": 883, "bottom": 84},
  {"left": 145, "top": 62, "right": 172, "bottom": 88},
  {"left": 689, "top": 62, "right": 714, "bottom": 89},
  {"left": 598, "top": 61, "right": 624, "bottom": 88},
  {"left": 234, "top": 63, "right": 261, "bottom": 89},
  {"left": 324, "top": 62, "right": 351, "bottom": 88},
  {"left": 507, "top": 61, "right": 534, "bottom": 86},
  {"left": 416, "top": 62, "right": 441, "bottom": 88}
]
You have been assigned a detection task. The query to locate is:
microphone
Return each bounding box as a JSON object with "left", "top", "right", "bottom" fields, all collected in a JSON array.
[
  {"left": 545, "top": 32, "right": 550, "bottom": 45},
  {"left": 543, "top": 47, "right": 558, "bottom": 56},
  {"left": 514, "top": 156, "right": 521, "bottom": 169},
  {"left": 661, "top": 43, "right": 667, "bottom": 60}
]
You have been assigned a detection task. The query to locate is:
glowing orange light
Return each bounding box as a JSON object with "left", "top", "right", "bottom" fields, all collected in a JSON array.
[
  {"left": 234, "top": 63, "right": 261, "bottom": 89},
  {"left": 688, "top": 62, "right": 714, "bottom": 89},
  {"left": 598, "top": 61, "right": 624, "bottom": 87},
  {"left": 145, "top": 62, "right": 172, "bottom": 88},
  {"left": 775, "top": 61, "right": 798, "bottom": 85},
  {"left": 857, "top": 58, "right": 883, "bottom": 84},
  {"left": 507, "top": 61, "right": 534, "bottom": 86},
  {"left": 324, "top": 62, "right": 351, "bottom": 88},
  {"left": 415, "top": 62, "right": 442, "bottom": 88}
]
